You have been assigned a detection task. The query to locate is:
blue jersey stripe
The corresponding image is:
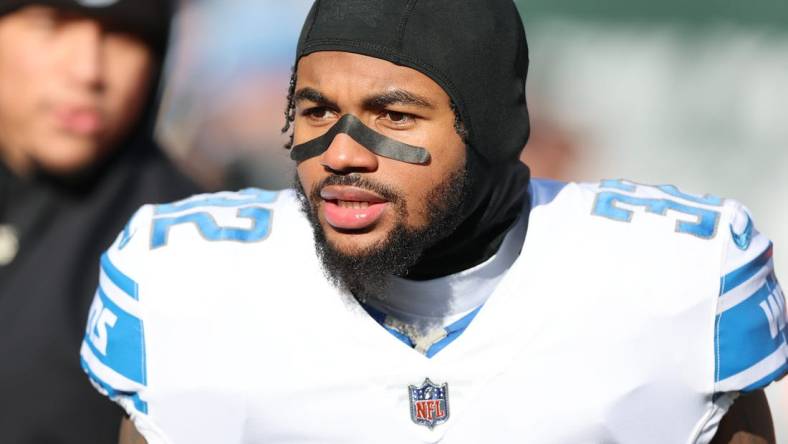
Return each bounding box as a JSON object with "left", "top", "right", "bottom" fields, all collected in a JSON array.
[
  {"left": 85, "top": 287, "right": 147, "bottom": 385},
  {"left": 721, "top": 243, "right": 773, "bottom": 294},
  {"left": 81, "top": 356, "right": 148, "bottom": 414},
  {"left": 741, "top": 359, "right": 788, "bottom": 393},
  {"left": 716, "top": 277, "right": 783, "bottom": 381},
  {"left": 130, "top": 394, "right": 149, "bottom": 414},
  {"left": 101, "top": 253, "right": 138, "bottom": 300}
]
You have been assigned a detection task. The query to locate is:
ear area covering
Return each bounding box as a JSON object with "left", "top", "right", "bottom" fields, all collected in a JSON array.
[{"left": 290, "top": 114, "right": 431, "bottom": 165}]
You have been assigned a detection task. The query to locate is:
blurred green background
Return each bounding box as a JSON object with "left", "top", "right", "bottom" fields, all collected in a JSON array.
[{"left": 518, "top": 0, "right": 788, "bottom": 28}]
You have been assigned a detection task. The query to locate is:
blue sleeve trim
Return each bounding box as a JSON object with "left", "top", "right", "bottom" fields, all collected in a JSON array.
[
  {"left": 716, "top": 274, "right": 784, "bottom": 381},
  {"left": 81, "top": 356, "right": 148, "bottom": 414},
  {"left": 101, "top": 253, "right": 139, "bottom": 300},
  {"left": 721, "top": 243, "right": 773, "bottom": 294},
  {"left": 741, "top": 360, "right": 787, "bottom": 393},
  {"left": 85, "top": 287, "right": 147, "bottom": 385}
]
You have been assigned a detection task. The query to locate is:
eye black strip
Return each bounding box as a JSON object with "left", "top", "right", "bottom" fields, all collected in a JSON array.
[{"left": 290, "top": 114, "right": 431, "bottom": 165}]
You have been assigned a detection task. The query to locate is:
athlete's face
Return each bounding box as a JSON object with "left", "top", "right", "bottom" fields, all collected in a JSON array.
[
  {"left": 0, "top": 6, "right": 154, "bottom": 176},
  {"left": 294, "top": 51, "right": 467, "bottom": 258}
]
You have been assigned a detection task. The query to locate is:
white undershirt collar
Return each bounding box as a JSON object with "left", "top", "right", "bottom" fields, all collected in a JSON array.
[{"left": 365, "top": 210, "right": 528, "bottom": 329}]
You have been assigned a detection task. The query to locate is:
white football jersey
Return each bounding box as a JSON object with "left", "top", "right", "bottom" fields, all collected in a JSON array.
[{"left": 81, "top": 179, "right": 787, "bottom": 444}]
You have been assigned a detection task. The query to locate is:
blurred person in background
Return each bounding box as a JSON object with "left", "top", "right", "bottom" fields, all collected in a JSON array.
[{"left": 0, "top": 0, "right": 199, "bottom": 442}]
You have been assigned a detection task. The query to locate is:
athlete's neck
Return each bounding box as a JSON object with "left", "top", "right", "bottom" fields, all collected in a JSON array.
[
  {"left": 369, "top": 201, "right": 529, "bottom": 328},
  {"left": 404, "top": 160, "right": 531, "bottom": 280}
]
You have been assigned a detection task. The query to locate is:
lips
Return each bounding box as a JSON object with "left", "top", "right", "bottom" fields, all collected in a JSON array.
[
  {"left": 320, "top": 185, "right": 389, "bottom": 230},
  {"left": 53, "top": 106, "right": 104, "bottom": 136}
]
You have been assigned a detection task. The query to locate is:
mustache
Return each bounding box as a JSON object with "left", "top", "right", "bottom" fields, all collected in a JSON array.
[{"left": 309, "top": 173, "right": 402, "bottom": 204}]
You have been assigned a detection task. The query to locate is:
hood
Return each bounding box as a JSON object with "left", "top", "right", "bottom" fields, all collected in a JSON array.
[{"left": 292, "top": 0, "right": 533, "bottom": 279}]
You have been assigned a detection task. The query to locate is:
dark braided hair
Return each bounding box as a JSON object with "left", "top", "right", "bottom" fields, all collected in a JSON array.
[
  {"left": 282, "top": 67, "right": 297, "bottom": 149},
  {"left": 449, "top": 102, "right": 469, "bottom": 143},
  {"left": 281, "top": 67, "right": 468, "bottom": 150}
]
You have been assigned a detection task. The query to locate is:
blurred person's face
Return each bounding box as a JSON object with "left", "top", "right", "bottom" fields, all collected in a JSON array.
[{"left": 0, "top": 5, "right": 155, "bottom": 176}]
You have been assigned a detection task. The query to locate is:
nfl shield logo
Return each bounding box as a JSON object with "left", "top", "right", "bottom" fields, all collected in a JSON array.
[{"left": 408, "top": 378, "right": 450, "bottom": 429}]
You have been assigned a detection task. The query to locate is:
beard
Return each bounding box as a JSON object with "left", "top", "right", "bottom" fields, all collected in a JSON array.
[{"left": 294, "top": 165, "right": 468, "bottom": 302}]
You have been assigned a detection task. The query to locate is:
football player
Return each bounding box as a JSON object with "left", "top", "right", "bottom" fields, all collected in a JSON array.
[{"left": 81, "top": 1, "right": 786, "bottom": 443}]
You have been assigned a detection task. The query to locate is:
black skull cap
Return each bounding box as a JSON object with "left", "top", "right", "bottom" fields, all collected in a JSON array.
[
  {"left": 295, "top": 0, "right": 530, "bottom": 165},
  {"left": 0, "top": 0, "right": 171, "bottom": 52}
]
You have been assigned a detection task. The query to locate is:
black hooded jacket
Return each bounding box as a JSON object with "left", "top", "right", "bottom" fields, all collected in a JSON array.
[{"left": 0, "top": 2, "right": 200, "bottom": 442}]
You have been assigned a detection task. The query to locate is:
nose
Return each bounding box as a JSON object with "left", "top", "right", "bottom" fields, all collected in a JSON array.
[
  {"left": 61, "top": 20, "right": 104, "bottom": 90},
  {"left": 320, "top": 133, "right": 379, "bottom": 174}
]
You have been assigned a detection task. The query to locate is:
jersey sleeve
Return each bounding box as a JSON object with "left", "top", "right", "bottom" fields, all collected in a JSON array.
[
  {"left": 79, "top": 205, "right": 167, "bottom": 440},
  {"left": 714, "top": 202, "right": 787, "bottom": 393}
]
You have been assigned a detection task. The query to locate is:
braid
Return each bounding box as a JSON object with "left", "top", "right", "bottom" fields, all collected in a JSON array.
[
  {"left": 282, "top": 67, "right": 297, "bottom": 149},
  {"left": 450, "top": 101, "right": 469, "bottom": 143}
]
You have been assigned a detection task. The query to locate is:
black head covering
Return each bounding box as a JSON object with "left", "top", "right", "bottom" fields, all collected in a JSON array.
[
  {"left": 0, "top": 1, "right": 200, "bottom": 442},
  {"left": 0, "top": 0, "right": 170, "bottom": 54},
  {"left": 297, "top": 0, "right": 530, "bottom": 164},
  {"left": 294, "top": 0, "right": 532, "bottom": 278}
]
